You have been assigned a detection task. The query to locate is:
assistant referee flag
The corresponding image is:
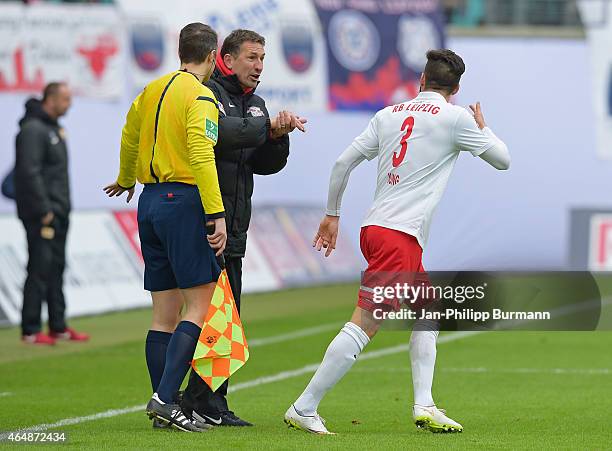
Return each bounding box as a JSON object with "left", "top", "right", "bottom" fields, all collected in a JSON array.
[{"left": 191, "top": 259, "right": 249, "bottom": 391}]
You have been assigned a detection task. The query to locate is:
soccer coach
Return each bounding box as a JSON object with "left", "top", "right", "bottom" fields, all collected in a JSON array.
[{"left": 181, "top": 29, "right": 306, "bottom": 427}]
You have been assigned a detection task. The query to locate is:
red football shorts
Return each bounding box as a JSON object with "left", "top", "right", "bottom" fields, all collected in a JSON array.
[{"left": 357, "top": 225, "right": 432, "bottom": 313}]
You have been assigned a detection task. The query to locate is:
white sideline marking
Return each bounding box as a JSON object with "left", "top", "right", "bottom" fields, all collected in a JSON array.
[
  {"left": 354, "top": 367, "right": 612, "bottom": 376},
  {"left": 228, "top": 331, "right": 480, "bottom": 393},
  {"left": 0, "top": 392, "right": 12, "bottom": 397},
  {"left": 0, "top": 330, "right": 478, "bottom": 438},
  {"left": 0, "top": 406, "right": 146, "bottom": 437},
  {"left": 444, "top": 367, "right": 612, "bottom": 375},
  {"left": 248, "top": 323, "right": 341, "bottom": 347}
]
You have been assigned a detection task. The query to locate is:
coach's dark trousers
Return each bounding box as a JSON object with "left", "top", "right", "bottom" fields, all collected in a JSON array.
[
  {"left": 20, "top": 216, "right": 68, "bottom": 335},
  {"left": 182, "top": 256, "right": 243, "bottom": 414}
]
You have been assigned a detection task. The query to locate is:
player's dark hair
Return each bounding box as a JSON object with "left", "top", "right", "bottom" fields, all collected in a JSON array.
[
  {"left": 423, "top": 49, "right": 465, "bottom": 95},
  {"left": 42, "top": 82, "right": 66, "bottom": 102},
  {"left": 220, "top": 29, "right": 265, "bottom": 58},
  {"left": 179, "top": 22, "right": 218, "bottom": 64}
]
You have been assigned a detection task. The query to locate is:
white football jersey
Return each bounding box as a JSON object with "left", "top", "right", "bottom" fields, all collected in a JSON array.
[{"left": 354, "top": 91, "right": 500, "bottom": 248}]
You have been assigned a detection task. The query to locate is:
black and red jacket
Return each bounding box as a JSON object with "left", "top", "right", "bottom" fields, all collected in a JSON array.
[{"left": 206, "top": 59, "right": 290, "bottom": 258}]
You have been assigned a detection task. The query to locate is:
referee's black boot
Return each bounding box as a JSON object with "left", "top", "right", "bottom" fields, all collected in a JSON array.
[
  {"left": 152, "top": 417, "right": 212, "bottom": 431},
  {"left": 152, "top": 418, "right": 172, "bottom": 430},
  {"left": 147, "top": 393, "right": 210, "bottom": 432}
]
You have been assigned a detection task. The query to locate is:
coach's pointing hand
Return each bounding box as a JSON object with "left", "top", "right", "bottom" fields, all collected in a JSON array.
[
  {"left": 313, "top": 215, "right": 339, "bottom": 258},
  {"left": 207, "top": 217, "right": 227, "bottom": 256}
]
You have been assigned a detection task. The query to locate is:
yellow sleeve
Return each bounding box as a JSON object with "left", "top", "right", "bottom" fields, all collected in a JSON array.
[
  {"left": 117, "top": 92, "right": 142, "bottom": 188},
  {"left": 186, "top": 91, "right": 225, "bottom": 217}
]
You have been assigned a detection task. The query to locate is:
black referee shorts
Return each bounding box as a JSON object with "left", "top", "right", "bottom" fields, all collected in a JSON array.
[{"left": 137, "top": 182, "right": 220, "bottom": 292}]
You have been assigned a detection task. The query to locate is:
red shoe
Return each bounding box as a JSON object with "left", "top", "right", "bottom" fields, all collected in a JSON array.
[
  {"left": 49, "top": 327, "right": 90, "bottom": 342},
  {"left": 22, "top": 332, "right": 56, "bottom": 345}
]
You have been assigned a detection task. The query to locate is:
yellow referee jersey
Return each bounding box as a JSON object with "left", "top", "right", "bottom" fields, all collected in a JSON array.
[{"left": 117, "top": 70, "right": 224, "bottom": 217}]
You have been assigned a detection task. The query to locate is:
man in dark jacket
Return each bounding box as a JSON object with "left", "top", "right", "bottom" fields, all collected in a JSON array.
[
  {"left": 181, "top": 29, "right": 306, "bottom": 427},
  {"left": 15, "top": 82, "right": 89, "bottom": 345}
]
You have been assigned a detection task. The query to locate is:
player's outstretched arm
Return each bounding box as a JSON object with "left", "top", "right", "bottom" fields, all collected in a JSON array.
[
  {"left": 314, "top": 145, "right": 367, "bottom": 257},
  {"left": 325, "top": 146, "right": 367, "bottom": 216}
]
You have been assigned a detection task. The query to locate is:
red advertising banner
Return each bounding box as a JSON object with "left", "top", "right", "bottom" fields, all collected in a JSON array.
[{"left": 0, "top": 4, "right": 124, "bottom": 99}]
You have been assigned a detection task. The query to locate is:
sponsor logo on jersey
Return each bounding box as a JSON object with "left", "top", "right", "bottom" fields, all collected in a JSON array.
[
  {"left": 247, "top": 106, "right": 265, "bottom": 117},
  {"left": 281, "top": 23, "right": 314, "bottom": 73},
  {"left": 130, "top": 22, "right": 164, "bottom": 71},
  {"left": 218, "top": 102, "right": 226, "bottom": 116},
  {"left": 328, "top": 10, "right": 380, "bottom": 72}
]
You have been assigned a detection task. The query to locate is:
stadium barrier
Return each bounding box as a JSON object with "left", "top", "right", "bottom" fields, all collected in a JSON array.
[
  {"left": 569, "top": 209, "right": 612, "bottom": 271},
  {"left": 0, "top": 206, "right": 361, "bottom": 327}
]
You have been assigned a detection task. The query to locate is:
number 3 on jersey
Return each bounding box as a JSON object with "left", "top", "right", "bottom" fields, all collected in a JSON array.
[{"left": 392, "top": 116, "right": 415, "bottom": 168}]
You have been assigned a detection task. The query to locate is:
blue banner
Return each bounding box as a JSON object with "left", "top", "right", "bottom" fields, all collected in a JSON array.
[{"left": 313, "top": 0, "right": 446, "bottom": 111}]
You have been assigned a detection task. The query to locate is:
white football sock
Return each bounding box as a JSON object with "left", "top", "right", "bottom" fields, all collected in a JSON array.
[
  {"left": 294, "top": 322, "right": 370, "bottom": 416},
  {"left": 409, "top": 319, "right": 439, "bottom": 407}
]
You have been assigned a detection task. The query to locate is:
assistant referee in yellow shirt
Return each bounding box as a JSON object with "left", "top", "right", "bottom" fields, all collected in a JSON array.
[{"left": 104, "top": 23, "right": 225, "bottom": 432}]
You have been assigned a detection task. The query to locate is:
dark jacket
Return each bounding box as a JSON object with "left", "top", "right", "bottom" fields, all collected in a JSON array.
[
  {"left": 206, "top": 69, "right": 290, "bottom": 257},
  {"left": 15, "top": 99, "right": 71, "bottom": 221}
]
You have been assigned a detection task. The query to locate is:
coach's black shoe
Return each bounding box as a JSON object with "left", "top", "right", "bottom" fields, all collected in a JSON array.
[
  {"left": 146, "top": 393, "right": 207, "bottom": 432},
  {"left": 193, "top": 409, "right": 253, "bottom": 427},
  {"left": 220, "top": 411, "right": 253, "bottom": 427},
  {"left": 192, "top": 410, "right": 224, "bottom": 427}
]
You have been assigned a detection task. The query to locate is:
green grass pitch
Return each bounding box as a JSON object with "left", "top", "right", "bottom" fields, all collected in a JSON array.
[{"left": 1, "top": 282, "right": 611, "bottom": 449}]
